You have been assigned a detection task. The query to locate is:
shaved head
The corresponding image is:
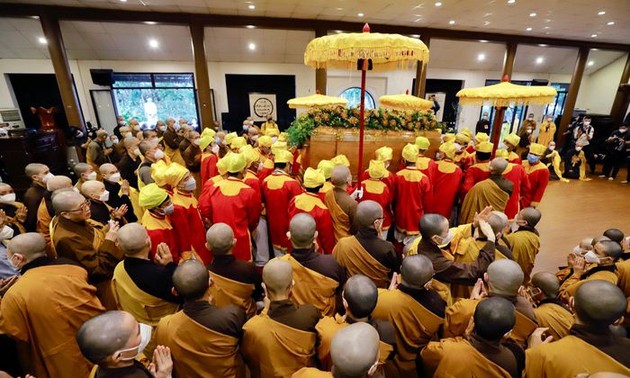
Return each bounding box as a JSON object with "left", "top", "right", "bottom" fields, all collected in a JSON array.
[
  {"left": 343, "top": 275, "right": 378, "bottom": 319},
  {"left": 99, "top": 163, "right": 117, "bottom": 176},
  {"left": 419, "top": 213, "right": 449, "bottom": 240},
  {"left": 331, "top": 166, "right": 350, "bottom": 187},
  {"left": 124, "top": 137, "right": 140, "bottom": 149},
  {"left": 487, "top": 260, "right": 524, "bottom": 296},
  {"left": 262, "top": 258, "right": 293, "bottom": 296},
  {"left": 73, "top": 162, "right": 91, "bottom": 177},
  {"left": 25, "top": 163, "right": 47, "bottom": 178},
  {"left": 473, "top": 297, "right": 516, "bottom": 341},
  {"left": 81, "top": 180, "right": 105, "bottom": 198},
  {"left": 591, "top": 235, "right": 610, "bottom": 247},
  {"left": 489, "top": 211, "right": 508, "bottom": 236},
  {"left": 46, "top": 175, "right": 72, "bottom": 192},
  {"left": 519, "top": 207, "right": 542, "bottom": 228},
  {"left": 574, "top": 280, "right": 626, "bottom": 328},
  {"left": 401, "top": 254, "right": 434, "bottom": 289},
  {"left": 595, "top": 240, "right": 623, "bottom": 260},
  {"left": 603, "top": 228, "right": 624, "bottom": 244},
  {"left": 7, "top": 232, "right": 46, "bottom": 262},
  {"left": 330, "top": 323, "right": 380, "bottom": 378},
  {"left": 289, "top": 213, "right": 316, "bottom": 248},
  {"left": 579, "top": 238, "right": 594, "bottom": 251},
  {"left": 356, "top": 201, "right": 383, "bottom": 228},
  {"left": 76, "top": 311, "right": 137, "bottom": 364},
  {"left": 531, "top": 272, "right": 560, "bottom": 298},
  {"left": 173, "top": 260, "right": 209, "bottom": 301},
  {"left": 489, "top": 158, "right": 508, "bottom": 175},
  {"left": 117, "top": 223, "right": 149, "bottom": 256},
  {"left": 52, "top": 190, "right": 85, "bottom": 214},
  {"left": 206, "top": 223, "right": 235, "bottom": 256}
]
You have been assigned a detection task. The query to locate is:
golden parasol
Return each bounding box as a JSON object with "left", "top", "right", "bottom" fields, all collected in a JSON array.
[
  {"left": 304, "top": 24, "right": 430, "bottom": 175},
  {"left": 287, "top": 92, "right": 348, "bottom": 109},
  {"left": 379, "top": 90, "right": 434, "bottom": 112},
  {"left": 456, "top": 75, "right": 557, "bottom": 155}
]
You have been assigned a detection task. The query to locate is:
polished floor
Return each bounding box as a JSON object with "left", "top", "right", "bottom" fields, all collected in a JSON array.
[{"left": 532, "top": 172, "right": 630, "bottom": 274}]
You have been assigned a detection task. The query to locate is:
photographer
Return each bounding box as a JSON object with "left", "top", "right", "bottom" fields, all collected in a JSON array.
[
  {"left": 572, "top": 116, "right": 595, "bottom": 173},
  {"left": 600, "top": 124, "right": 630, "bottom": 182}
]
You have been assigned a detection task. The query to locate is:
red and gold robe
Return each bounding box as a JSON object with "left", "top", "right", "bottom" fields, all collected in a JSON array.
[
  {"left": 141, "top": 211, "right": 180, "bottom": 263},
  {"left": 507, "top": 151, "right": 522, "bottom": 165},
  {"left": 288, "top": 192, "right": 336, "bottom": 254},
  {"left": 171, "top": 189, "right": 212, "bottom": 264},
  {"left": 359, "top": 178, "right": 393, "bottom": 230},
  {"left": 359, "top": 168, "right": 397, "bottom": 198},
  {"left": 461, "top": 162, "right": 490, "bottom": 199},
  {"left": 426, "top": 159, "right": 463, "bottom": 218},
  {"left": 199, "top": 175, "right": 224, "bottom": 220},
  {"left": 262, "top": 171, "right": 304, "bottom": 252},
  {"left": 317, "top": 181, "right": 334, "bottom": 202},
  {"left": 417, "top": 156, "right": 438, "bottom": 187},
  {"left": 244, "top": 170, "right": 262, "bottom": 201},
  {"left": 502, "top": 163, "right": 530, "bottom": 220},
  {"left": 454, "top": 150, "right": 474, "bottom": 172},
  {"left": 520, "top": 161, "right": 549, "bottom": 208},
  {"left": 257, "top": 148, "right": 275, "bottom": 181},
  {"left": 394, "top": 167, "right": 431, "bottom": 235},
  {"left": 200, "top": 152, "right": 218, "bottom": 185}
]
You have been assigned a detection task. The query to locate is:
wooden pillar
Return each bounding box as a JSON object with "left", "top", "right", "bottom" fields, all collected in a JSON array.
[
  {"left": 502, "top": 41, "right": 518, "bottom": 79},
  {"left": 190, "top": 19, "right": 214, "bottom": 129},
  {"left": 558, "top": 47, "right": 590, "bottom": 146},
  {"left": 414, "top": 35, "right": 431, "bottom": 98},
  {"left": 610, "top": 53, "right": 630, "bottom": 123},
  {"left": 315, "top": 28, "right": 327, "bottom": 94},
  {"left": 39, "top": 14, "right": 85, "bottom": 131}
]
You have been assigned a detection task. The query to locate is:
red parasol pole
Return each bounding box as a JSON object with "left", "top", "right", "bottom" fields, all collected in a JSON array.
[{"left": 357, "top": 23, "right": 371, "bottom": 179}]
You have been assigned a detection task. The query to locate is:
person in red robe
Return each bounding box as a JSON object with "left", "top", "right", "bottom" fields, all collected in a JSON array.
[
  {"left": 394, "top": 143, "right": 431, "bottom": 245},
  {"left": 521, "top": 143, "right": 550, "bottom": 209},
  {"left": 241, "top": 145, "right": 271, "bottom": 266},
  {"left": 198, "top": 157, "right": 228, "bottom": 223},
  {"left": 256, "top": 135, "right": 275, "bottom": 181},
  {"left": 262, "top": 149, "right": 304, "bottom": 255},
  {"left": 496, "top": 149, "right": 531, "bottom": 220},
  {"left": 453, "top": 133, "right": 474, "bottom": 172},
  {"left": 138, "top": 183, "right": 181, "bottom": 262},
  {"left": 359, "top": 146, "right": 396, "bottom": 198},
  {"left": 461, "top": 141, "right": 493, "bottom": 198},
  {"left": 359, "top": 160, "right": 393, "bottom": 239},
  {"left": 288, "top": 167, "right": 336, "bottom": 254},
  {"left": 204, "top": 153, "right": 262, "bottom": 261},
  {"left": 415, "top": 136, "right": 437, "bottom": 186},
  {"left": 503, "top": 133, "right": 523, "bottom": 164},
  {"left": 427, "top": 143, "right": 463, "bottom": 220},
  {"left": 199, "top": 130, "right": 219, "bottom": 185},
  {"left": 317, "top": 159, "right": 335, "bottom": 201},
  {"left": 240, "top": 145, "right": 262, "bottom": 200}
]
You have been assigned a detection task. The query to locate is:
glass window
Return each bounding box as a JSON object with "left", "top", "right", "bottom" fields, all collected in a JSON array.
[
  {"left": 112, "top": 73, "right": 152, "bottom": 88},
  {"left": 154, "top": 73, "right": 195, "bottom": 88},
  {"left": 339, "top": 87, "right": 376, "bottom": 110}
]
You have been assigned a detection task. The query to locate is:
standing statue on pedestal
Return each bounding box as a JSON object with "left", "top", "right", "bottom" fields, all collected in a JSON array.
[{"left": 30, "top": 106, "right": 58, "bottom": 133}]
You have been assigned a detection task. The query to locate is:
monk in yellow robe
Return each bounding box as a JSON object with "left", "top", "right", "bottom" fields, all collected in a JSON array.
[
  {"left": 422, "top": 297, "right": 523, "bottom": 378},
  {"left": 0, "top": 233, "right": 105, "bottom": 378},
  {"left": 504, "top": 207, "right": 541, "bottom": 284},
  {"left": 155, "top": 260, "right": 247, "bottom": 378},
  {"left": 324, "top": 165, "right": 357, "bottom": 242},
  {"left": 460, "top": 157, "right": 513, "bottom": 225},
  {"left": 525, "top": 281, "right": 630, "bottom": 376},
  {"left": 241, "top": 258, "right": 320, "bottom": 378},
  {"left": 0, "top": 183, "right": 27, "bottom": 235},
  {"left": 530, "top": 272, "right": 574, "bottom": 341},
  {"left": 372, "top": 254, "right": 446, "bottom": 378}
]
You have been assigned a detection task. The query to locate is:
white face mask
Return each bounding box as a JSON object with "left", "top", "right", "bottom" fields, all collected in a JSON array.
[
  {"left": 111, "top": 138, "right": 119, "bottom": 145},
  {"left": 133, "top": 126, "right": 141, "bottom": 132},
  {"left": 271, "top": 136, "right": 278, "bottom": 144},
  {"left": 158, "top": 125, "right": 167, "bottom": 132},
  {"left": 153, "top": 149, "right": 165, "bottom": 160},
  {"left": 546, "top": 118, "right": 553, "bottom": 122},
  {"left": 86, "top": 171, "right": 98, "bottom": 181},
  {"left": 251, "top": 135, "right": 259, "bottom": 142},
  {"left": 548, "top": 145, "right": 556, "bottom": 151},
  {"left": 0, "top": 193, "right": 16, "bottom": 203},
  {"left": 173, "top": 124, "right": 181, "bottom": 131},
  {"left": 99, "top": 190, "right": 110, "bottom": 202},
  {"left": 572, "top": 245, "right": 587, "bottom": 256},
  {"left": 106, "top": 172, "right": 121, "bottom": 183},
  {"left": 116, "top": 323, "right": 152, "bottom": 361},
  {"left": 182, "top": 178, "right": 196, "bottom": 192},
  {"left": 583, "top": 251, "right": 601, "bottom": 264},
  {"left": 575, "top": 146, "right": 583, "bottom": 152},
  {"left": 0, "top": 225, "right": 14, "bottom": 241},
  {"left": 42, "top": 172, "right": 54, "bottom": 184},
  {"left": 211, "top": 144, "right": 220, "bottom": 154},
  {"left": 133, "top": 148, "right": 142, "bottom": 156},
  {"left": 193, "top": 139, "right": 201, "bottom": 146},
  {"left": 249, "top": 120, "right": 255, "bottom": 125},
  {"left": 243, "top": 125, "right": 249, "bottom": 131},
  {"left": 162, "top": 204, "right": 174, "bottom": 215},
  {"left": 434, "top": 230, "right": 454, "bottom": 248}
]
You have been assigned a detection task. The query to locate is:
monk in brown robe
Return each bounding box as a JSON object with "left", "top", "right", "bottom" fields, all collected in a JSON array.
[
  {"left": 505, "top": 207, "right": 541, "bottom": 284},
  {"left": 281, "top": 213, "right": 346, "bottom": 316},
  {"left": 0, "top": 183, "right": 27, "bottom": 236},
  {"left": 77, "top": 311, "right": 173, "bottom": 378},
  {"left": 324, "top": 166, "right": 357, "bottom": 242},
  {"left": 530, "top": 272, "right": 574, "bottom": 341},
  {"left": 372, "top": 254, "right": 446, "bottom": 377},
  {"left": 155, "top": 260, "right": 247, "bottom": 378},
  {"left": 35, "top": 175, "right": 73, "bottom": 254},
  {"left": 206, "top": 223, "right": 263, "bottom": 319},
  {"left": 460, "top": 158, "right": 513, "bottom": 224},
  {"left": 51, "top": 190, "right": 123, "bottom": 309},
  {"left": 526, "top": 281, "right": 630, "bottom": 376},
  {"left": 422, "top": 297, "right": 524, "bottom": 378},
  {"left": 241, "top": 258, "right": 321, "bottom": 378},
  {"left": 444, "top": 259, "right": 538, "bottom": 347},
  {"left": 333, "top": 201, "right": 400, "bottom": 289},
  {"left": 0, "top": 233, "right": 105, "bottom": 378},
  {"left": 22, "top": 163, "right": 50, "bottom": 232}
]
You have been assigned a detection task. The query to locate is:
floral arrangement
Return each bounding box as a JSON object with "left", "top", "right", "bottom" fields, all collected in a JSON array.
[{"left": 287, "top": 106, "right": 441, "bottom": 146}]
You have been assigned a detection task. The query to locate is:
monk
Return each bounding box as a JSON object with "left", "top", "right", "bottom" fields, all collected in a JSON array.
[
  {"left": 529, "top": 272, "right": 574, "bottom": 341},
  {"left": 505, "top": 207, "right": 541, "bottom": 284},
  {"left": 22, "top": 163, "right": 51, "bottom": 231},
  {"left": 520, "top": 143, "right": 550, "bottom": 208},
  {"left": 0, "top": 233, "right": 105, "bottom": 378},
  {"left": 426, "top": 142, "right": 463, "bottom": 219},
  {"left": 162, "top": 117, "right": 185, "bottom": 166},
  {"left": 77, "top": 311, "right": 173, "bottom": 378},
  {"left": 444, "top": 260, "right": 538, "bottom": 346},
  {"left": 137, "top": 140, "right": 167, "bottom": 189},
  {"left": 139, "top": 183, "right": 181, "bottom": 263},
  {"left": 241, "top": 258, "right": 320, "bottom": 378},
  {"left": 372, "top": 254, "right": 446, "bottom": 377},
  {"left": 280, "top": 213, "right": 346, "bottom": 316},
  {"left": 460, "top": 158, "right": 513, "bottom": 224},
  {"left": 288, "top": 168, "right": 335, "bottom": 254},
  {"left": 0, "top": 183, "right": 27, "bottom": 235},
  {"left": 502, "top": 134, "right": 522, "bottom": 164},
  {"left": 155, "top": 260, "right": 247, "bottom": 378},
  {"left": 359, "top": 160, "right": 393, "bottom": 239},
  {"left": 73, "top": 162, "right": 97, "bottom": 189},
  {"left": 324, "top": 165, "right": 358, "bottom": 242},
  {"left": 422, "top": 297, "right": 524, "bottom": 378},
  {"left": 206, "top": 223, "right": 263, "bottom": 319},
  {"left": 461, "top": 141, "right": 494, "bottom": 198},
  {"left": 262, "top": 149, "right": 303, "bottom": 255},
  {"left": 99, "top": 163, "right": 137, "bottom": 223},
  {"left": 315, "top": 275, "right": 396, "bottom": 371},
  {"left": 415, "top": 136, "right": 437, "bottom": 186},
  {"left": 525, "top": 281, "right": 630, "bottom": 376},
  {"left": 333, "top": 200, "right": 399, "bottom": 288},
  {"left": 36, "top": 175, "right": 72, "bottom": 249},
  {"left": 81, "top": 180, "right": 128, "bottom": 226}
]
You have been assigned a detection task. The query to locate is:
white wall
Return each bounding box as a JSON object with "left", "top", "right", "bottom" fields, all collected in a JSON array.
[{"left": 575, "top": 54, "right": 629, "bottom": 114}]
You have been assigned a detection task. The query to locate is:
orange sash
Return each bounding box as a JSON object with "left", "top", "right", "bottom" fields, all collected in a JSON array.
[
  {"left": 209, "top": 271, "right": 257, "bottom": 319},
  {"left": 280, "top": 255, "right": 338, "bottom": 316},
  {"left": 333, "top": 236, "right": 390, "bottom": 288}
]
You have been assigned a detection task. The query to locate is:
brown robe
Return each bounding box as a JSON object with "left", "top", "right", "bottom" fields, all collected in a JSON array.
[
  {"left": 332, "top": 236, "right": 391, "bottom": 288},
  {"left": 459, "top": 178, "right": 510, "bottom": 225},
  {"left": 323, "top": 188, "right": 355, "bottom": 242},
  {"left": 532, "top": 300, "right": 574, "bottom": 341},
  {"left": 209, "top": 271, "right": 257, "bottom": 319}
]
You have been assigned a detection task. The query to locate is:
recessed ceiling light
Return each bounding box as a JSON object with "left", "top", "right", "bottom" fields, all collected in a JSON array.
[
  {"left": 30, "top": 15, "right": 39, "bottom": 19},
  {"left": 597, "top": 11, "right": 605, "bottom": 15},
  {"left": 588, "top": 61, "right": 594, "bottom": 66},
  {"left": 248, "top": 42, "right": 256, "bottom": 50},
  {"left": 538, "top": 44, "right": 548, "bottom": 47},
  {"left": 535, "top": 56, "right": 544, "bottom": 64},
  {"left": 479, "top": 39, "right": 488, "bottom": 43},
  {"left": 144, "top": 21, "right": 157, "bottom": 25},
  {"left": 246, "top": 25, "right": 256, "bottom": 29},
  {"left": 120, "top": 0, "right": 127, "bottom": 2},
  {"left": 592, "top": 48, "right": 599, "bottom": 51},
  {"left": 526, "top": 27, "right": 532, "bottom": 31},
  {"left": 37, "top": 37, "right": 47, "bottom": 45},
  {"left": 477, "top": 53, "right": 486, "bottom": 61},
  {"left": 507, "top": 0, "right": 516, "bottom": 4},
  {"left": 148, "top": 39, "right": 159, "bottom": 48},
  {"left": 607, "top": 21, "right": 615, "bottom": 25},
  {"left": 248, "top": 4, "right": 255, "bottom": 10},
  {"left": 336, "top": 7, "right": 343, "bottom": 11},
  {"left": 335, "top": 30, "right": 343, "bottom": 34},
  {"left": 483, "top": 21, "right": 491, "bottom": 26},
  {"left": 543, "top": 26, "right": 550, "bottom": 29},
  {"left": 410, "top": 34, "right": 420, "bottom": 38},
  {"left": 529, "top": 12, "right": 537, "bottom": 17},
  {"left": 357, "top": 12, "right": 365, "bottom": 17},
  {"left": 449, "top": 20, "right": 455, "bottom": 25},
  {"left": 591, "top": 34, "right": 597, "bottom": 38},
  {"left": 435, "top": 2, "right": 442, "bottom": 7}
]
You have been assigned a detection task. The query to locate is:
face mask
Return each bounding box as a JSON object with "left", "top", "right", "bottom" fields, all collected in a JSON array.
[
  {"left": 434, "top": 230, "right": 454, "bottom": 248},
  {"left": 158, "top": 125, "right": 167, "bottom": 132},
  {"left": 118, "top": 121, "right": 126, "bottom": 126},
  {"left": 500, "top": 143, "right": 508, "bottom": 150},
  {"left": 575, "top": 147, "right": 582, "bottom": 152},
  {"left": 572, "top": 245, "right": 587, "bottom": 256},
  {"left": 133, "top": 148, "right": 142, "bottom": 156},
  {"left": 111, "top": 138, "right": 119, "bottom": 145},
  {"left": 548, "top": 145, "right": 556, "bottom": 151},
  {"left": 251, "top": 135, "right": 259, "bottom": 142},
  {"left": 162, "top": 204, "right": 174, "bottom": 215},
  {"left": 153, "top": 149, "right": 165, "bottom": 160},
  {"left": 133, "top": 126, "right": 141, "bottom": 132},
  {"left": 526, "top": 129, "right": 533, "bottom": 134},
  {"left": 547, "top": 118, "right": 553, "bottom": 122},
  {"left": 243, "top": 125, "right": 249, "bottom": 131},
  {"left": 528, "top": 117, "right": 534, "bottom": 120},
  {"left": 193, "top": 139, "right": 201, "bottom": 146},
  {"left": 117, "top": 323, "right": 152, "bottom": 361},
  {"left": 249, "top": 120, "right": 255, "bottom": 125},
  {"left": 583, "top": 251, "right": 601, "bottom": 264},
  {"left": 148, "top": 138, "right": 159, "bottom": 147},
  {"left": 583, "top": 121, "right": 590, "bottom": 126},
  {"left": 174, "top": 124, "right": 181, "bottom": 131},
  {"left": 42, "top": 172, "right": 54, "bottom": 184},
  {"left": 0, "top": 225, "right": 14, "bottom": 241},
  {"left": 99, "top": 190, "right": 110, "bottom": 202},
  {"left": 271, "top": 136, "right": 278, "bottom": 143},
  {"left": 482, "top": 116, "right": 488, "bottom": 120},
  {"left": 85, "top": 171, "right": 98, "bottom": 181},
  {"left": 182, "top": 178, "right": 196, "bottom": 192},
  {"left": 106, "top": 173, "right": 121, "bottom": 183},
  {"left": 0, "top": 193, "right": 16, "bottom": 203},
  {"left": 527, "top": 154, "right": 540, "bottom": 164},
  {"left": 211, "top": 144, "right": 220, "bottom": 154},
  {"left": 620, "top": 128, "right": 628, "bottom": 133},
  {"left": 453, "top": 142, "right": 462, "bottom": 151}
]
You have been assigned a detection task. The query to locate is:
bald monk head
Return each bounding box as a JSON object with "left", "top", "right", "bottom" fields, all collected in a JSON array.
[
  {"left": 74, "top": 162, "right": 94, "bottom": 181},
  {"left": 99, "top": 163, "right": 120, "bottom": 183},
  {"left": 81, "top": 180, "right": 107, "bottom": 202},
  {"left": 53, "top": 190, "right": 90, "bottom": 221},
  {"left": 574, "top": 237, "right": 594, "bottom": 255},
  {"left": 288, "top": 213, "right": 317, "bottom": 249},
  {"left": 485, "top": 260, "right": 524, "bottom": 297},
  {"left": 573, "top": 280, "right": 626, "bottom": 329},
  {"left": 591, "top": 235, "right": 610, "bottom": 247},
  {"left": 343, "top": 275, "right": 378, "bottom": 320},
  {"left": 262, "top": 257, "right": 293, "bottom": 301},
  {"left": 578, "top": 373, "right": 630, "bottom": 378},
  {"left": 77, "top": 311, "right": 148, "bottom": 366},
  {"left": 356, "top": 200, "right": 383, "bottom": 229},
  {"left": 517, "top": 207, "right": 542, "bottom": 228},
  {"left": 488, "top": 158, "right": 508, "bottom": 176},
  {"left": 330, "top": 323, "right": 380, "bottom": 378},
  {"left": 592, "top": 239, "right": 623, "bottom": 266},
  {"left": 531, "top": 272, "right": 560, "bottom": 299},
  {"left": 46, "top": 174, "right": 72, "bottom": 192},
  {"left": 489, "top": 211, "right": 508, "bottom": 238},
  {"left": 331, "top": 166, "right": 351, "bottom": 188},
  {"left": 419, "top": 213, "right": 450, "bottom": 247},
  {"left": 603, "top": 228, "right": 627, "bottom": 251},
  {"left": 172, "top": 260, "right": 209, "bottom": 301},
  {"left": 116, "top": 223, "right": 150, "bottom": 258},
  {"left": 473, "top": 296, "right": 516, "bottom": 341},
  {"left": 7, "top": 232, "right": 47, "bottom": 271},
  {"left": 400, "top": 254, "right": 434, "bottom": 290},
  {"left": 206, "top": 223, "right": 236, "bottom": 256}
]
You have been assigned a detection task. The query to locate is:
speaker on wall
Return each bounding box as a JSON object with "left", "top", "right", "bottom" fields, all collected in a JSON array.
[
  {"left": 531, "top": 79, "right": 549, "bottom": 86},
  {"left": 90, "top": 69, "right": 114, "bottom": 86}
]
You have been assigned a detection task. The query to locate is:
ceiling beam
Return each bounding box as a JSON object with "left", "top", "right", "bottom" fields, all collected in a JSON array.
[{"left": 1, "top": 2, "right": 629, "bottom": 52}]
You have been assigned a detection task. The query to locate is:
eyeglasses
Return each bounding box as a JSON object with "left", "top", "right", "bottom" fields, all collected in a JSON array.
[{"left": 66, "top": 199, "right": 91, "bottom": 213}]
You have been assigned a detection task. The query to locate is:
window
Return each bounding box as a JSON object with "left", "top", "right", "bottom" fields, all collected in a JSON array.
[
  {"left": 112, "top": 73, "right": 198, "bottom": 128},
  {"left": 339, "top": 87, "right": 376, "bottom": 110},
  {"left": 544, "top": 83, "right": 569, "bottom": 120}
]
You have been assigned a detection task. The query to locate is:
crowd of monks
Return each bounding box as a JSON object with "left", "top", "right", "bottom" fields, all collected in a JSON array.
[{"left": 0, "top": 118, "right": 629, "bottom": 378}]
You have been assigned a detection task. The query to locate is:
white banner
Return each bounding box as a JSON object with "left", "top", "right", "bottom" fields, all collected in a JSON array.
[{"left": 249, "top": 93, "right": 277, "bottom": 122}]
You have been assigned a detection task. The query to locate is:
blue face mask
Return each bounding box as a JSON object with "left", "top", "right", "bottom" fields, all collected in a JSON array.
[{"left": 527, "top": 154, "right": 540, "bottom": 164}]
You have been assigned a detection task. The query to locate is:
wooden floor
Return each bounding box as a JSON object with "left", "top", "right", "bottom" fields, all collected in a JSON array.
[{"left": 532, "top": 172, "right": 630, "bottom": 274}]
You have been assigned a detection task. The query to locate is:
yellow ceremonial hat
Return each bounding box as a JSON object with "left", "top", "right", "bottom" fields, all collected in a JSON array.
[
  {"left": 331, "top": 154, "right": 350, "bottom": 167},
  {"left": 271, "top": 141, "right": 288, "bottom": 156},
  {"left": 415, "top": 136, "right": 430, "bottom": 151},
  {"left": 461, "top": 128, "right": 473, "bottom": 138},
  {"left": 368, "top": 160, "right": 387, "bottom": 179},
  {"left": 150, "top": 160, "right": 170, "bottom": 187},
  {"left": 200, "top": 134, "right": 214, "bottom": 151},
  {"left": 164, "top": 162, "right": 189, "bottom": 187},
  {"left": 274, "top": 149, "right": 294, "bottom": 164},
  {"left": 529, "top": 143, "right": 546, "bottom": 156},
  {"left": 375, "top": 146, "right": 393, "bottom": 162},
  {"left": 224, "top": 153, "right": 247, "bottom": 173},
  {"left": 402, "top": 143, "right": 420, "bottom": 163},
  {"left": 200, "top": 128, "right": 216, "bottom": 139},
  {"left": 216, "top": 157, "right": 228, "bottom": 175},
  {"left": 266, "top": 128, "right": 280, "bottom": 137},
  {"left": 258, "top": 135, "right": 273, "bottom": 148},
  {"left": 240, "top": 145, "right": 261, "bottom": 166},
  {"left": 278, "top": 132, "right": 288, "bottom": 142},
  {"left": 474, "top": 132, "right": 490, "bottom": 144},
  {"left": 504, "top": 133, "right": 520, "bottom": 147},
  {"left": 455, "top": 132, "right": 471, "bottom": 144},
  {"left": 230, "top": 136, "right": 247, "bottom": 149},
  {"left": 303, "top": 167, "right": 326, "bottom": 188},
  {"left": 439, "top": 142, "right": 457, "bottom": 160},
  {"left": 442, "top": 133, "right": 456, "bottom": 143},
  {"left": 317, "top": 160, "right": 334, "bottom": 179},
  {"left": 476, "top": 141, "right": 494, "bottom": 153},
  {"left": 495, "top": 148, "right": 509, "bottom": 159},
  {"left": 225, "top": 132, "right": 237, "bottom": 145},
  {"left": 138, "top": 183, "right": 168, "bottom": 209}
]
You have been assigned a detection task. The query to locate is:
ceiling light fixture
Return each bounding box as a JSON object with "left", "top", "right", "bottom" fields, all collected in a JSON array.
[
  {"left": 529, "top": 12, "right": 537, "bottom": 17},
  {"left": 449, "top": 20, "right": 455, "bottom": 25},
  {"left": 479, "top": 39, "right": 488, "bottom": 43},
  {"left": 588, "top": 61, "right": 594, "bottom": 66},
  {"left": 30, "top": 15, "right": 39, "bottom": 19},
  {"left": 335, "top": 30, "right": 343, "bottom": 34},
  {"left": 410, "top": 34, "right": 420, "bottom": 38},
  {"left": 248, "top": 42, "right": 256, "bottom": 50},
  {"left": 607, "top": 21, "right": 615, "bottom": 25},
  {"left": 507, "top": 0, "right": 516, "bottom": 4},
  {"left": 538, "top": 44, "right": 548, "bottom": 47},
  {"left": 246, "top": 25, "right": 256, "bottom": 29},
  {"left": 144, "top": 21, "right": 157, "bottom": 25},
  {"left": 591, "top": 34, "right": 597, "bottom": 38},
  {"left": 597, "top": 11, "right": 605, "bottom": 15},
  {"left": 37, "top": 37, "right": 47, "bottom": 45},
  {"left": 120, "top": 0, "right": 127, "bottom": 2},
  {"left": 148, "top": 39, "right": 159, "bottom": 48},
  {"left": 336, "top": 7, "right": 343, "bottom": 11},
  {"left": 526, "top": 27, "right": 532, "bottom": 31},
  {"left": 535, "top": 57, "right": 544, "bottom": 64},
  {"left": 357, "top": 12, "right": 365, "bottom": 17},
  {"left": 248, "top": 4, "right": 255, "bottom": 10},
  {"left": 435, "top": 2, "right": 442, "bottom": 7},
  {"left": 477, "top": 53, "right": 486, "bottom": 61}
]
